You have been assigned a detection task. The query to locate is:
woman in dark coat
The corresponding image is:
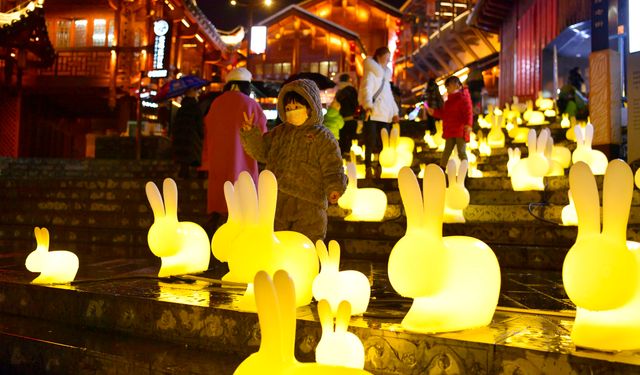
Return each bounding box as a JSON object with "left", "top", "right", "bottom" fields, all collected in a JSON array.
[{"left": 170, "top": 88, "right": 204, "bottom": 178}]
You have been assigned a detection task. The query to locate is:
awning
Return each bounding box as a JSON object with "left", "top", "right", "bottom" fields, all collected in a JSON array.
[{"left": 467, "top": 0, "right": 513, "bottom": 34}]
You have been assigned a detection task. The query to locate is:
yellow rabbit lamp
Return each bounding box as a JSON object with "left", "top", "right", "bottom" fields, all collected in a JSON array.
[
  {"left": 572, "top": 123, "right": 608, "bottom": 175},
  {"left": 563, "top": 160, "right": 640, "bottom": 351},
  {"left": 338, "top": 162, "right": 387, "bottom": 221},
  {"left": 561, "top": 190, "right": 577, "bottom": 226},
  {"left": 393, "top": 123, "right": 415, "bottom": 156},
  {"left": 316, "top": 299, "right": 366, "bottom": 369},
  {"left": 26, "top": 227, "right": 79, "bottom": 284},
  {"left": 211, "top": 170, "right": 318, "bottom": 310},
  {"left": 388, "top": 166, "right": 501, "bottom": 333},
  {"left": 444, "top": 159, "right": 470, "bottom": 223},
  {"left": 560, "top": 113, "right": 571, "bottom": 128},
  {"left": 510, "top": 129, "right": 549, "bottom": 191},
  {"left": 234, "top": 270, "right": 371, "bottom": 375},
  {"left": 507, "top": 148, "right": 520, "bottom": 177},
  {"left": 379, "top": 127, "right": 413, "bottom": 178},
  {"left": 145, "top": 178, "right": 210, "bottom": 277},
  {"left": 487, "top": 111, "right": 505, "bottom": 148},
  {"left": 312, "top": 240, "right": 371, "bottom": 315}
]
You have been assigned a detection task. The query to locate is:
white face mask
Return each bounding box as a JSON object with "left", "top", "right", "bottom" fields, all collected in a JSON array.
[{"left": 286, "top": 108, "right": 308, "bottom": 126}]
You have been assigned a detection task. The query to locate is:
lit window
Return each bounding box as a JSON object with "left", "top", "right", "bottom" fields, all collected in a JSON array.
[
  {"left": 93, "top": 19, "right": 106, "bottom": 46},
  {"left": 56, "top": 20, "right": 71, "bottom": 47},
  {"left": 74, "top": 19, "right": 87, "bottom": 47},
  {"left": 107, "top": 22, "right": 115, "bottom": 46}
]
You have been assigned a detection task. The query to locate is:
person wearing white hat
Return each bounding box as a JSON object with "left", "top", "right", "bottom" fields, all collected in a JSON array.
[{"left": 202, "top": 67, "right": 267, "bottom": 236}]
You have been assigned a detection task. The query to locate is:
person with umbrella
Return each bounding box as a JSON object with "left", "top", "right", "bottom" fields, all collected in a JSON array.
[
  {"left": 202, "top": 67, "right": 268, "bottom": 236},
  {"left": 161, "top": 75, "right": 209, "bottom": 178}
]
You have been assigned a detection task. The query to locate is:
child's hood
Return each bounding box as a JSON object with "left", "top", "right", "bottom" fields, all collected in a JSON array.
[{"left": 277, "top": 79, "right": 323, "bottom": 127}]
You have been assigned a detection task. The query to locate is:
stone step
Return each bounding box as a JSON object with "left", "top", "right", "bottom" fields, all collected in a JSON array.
[{"left": 0, "top": 313, "right": 242, "bottom": 374}]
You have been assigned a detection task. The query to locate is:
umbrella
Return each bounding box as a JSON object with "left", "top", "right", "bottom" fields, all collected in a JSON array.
[
  {"left": 283, "top": 72, "right": 336, "bottom": 90},
  {"left": 154, "top": 75, "right": 209, "bottom": 101}
]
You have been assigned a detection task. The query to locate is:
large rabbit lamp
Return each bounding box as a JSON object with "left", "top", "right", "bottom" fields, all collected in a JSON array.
[
  {"left": 444, "top": 159, "right": 470, "bottom": 223},
  {"left": 145, "top": 178, "right": 210, "bottom": 277},
  {"left": 212, "top": 171, "right": 318, "bottom": 310},
  {"left": 26, "top": 227, "right": 79, "bottom": 284},
  {"left": 572, "top": 123, "right": 608, "bottom": 175},
  {"left": 316, "top": 300, "right": 366, "bottom": 369},
  {"left": 338, "top": 162, "right": 387, "bottom": 221},
  {"left": 563, "top": 160, "right": 640, "bottom": 351},
  {"left": 234, "top": 270, "right": 371, "bottom": 375},
  {"left": 388, "top": 166, "right": 501, "bottom": 333},
  {"left": 312, "top": 240, "right": 370, "bottom": 315}
]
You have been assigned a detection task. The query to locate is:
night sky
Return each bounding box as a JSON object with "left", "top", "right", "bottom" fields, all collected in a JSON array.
[{"left": 201, "top": 0, "right": 406, "bottom": 31}]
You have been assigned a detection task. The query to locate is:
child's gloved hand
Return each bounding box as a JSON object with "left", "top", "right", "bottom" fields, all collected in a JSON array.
[
  {"left": 328, "top": 191, "right": 341, "bottom": 204},
  {"left": 241, "top": 112, "right": 255, "bottom": 131}
]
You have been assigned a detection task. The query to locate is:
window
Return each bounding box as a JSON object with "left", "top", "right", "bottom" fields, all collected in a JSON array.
[
  {"left": 319, "top": 61, "right": 329, "bottom": 76},
  {"left": 74, "top": 19, "right": 87, "bottom": 47},
  {"left": 273, "top": 63, "right": 282, "bottom": 76},
  {"left": 93, "top": 19, "right": 106, "bottom": 46},
  {"left": 255, "top": 64, "right": 264, "bottom": 77},
  {"left": 282, "top": 62, "right": 292, "bottom": 75},
  {"left": 56, "top": 20, "right": 71, "bottom": 47},
  {"left": 107, "top": 22, "right": 115, "bottom": 46}
]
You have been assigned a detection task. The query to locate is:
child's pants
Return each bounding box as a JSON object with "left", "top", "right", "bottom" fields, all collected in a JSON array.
[
  {"left": 440, "top": 137, "right": 467, "bottom": 167},
  {"left": 275, "top": 192, "right": 327, "bottom": 242}
]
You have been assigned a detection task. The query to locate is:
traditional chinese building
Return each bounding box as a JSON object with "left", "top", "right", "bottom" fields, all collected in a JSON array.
[{"left": 0, "top": 0, "right": 241, "bottom": 158}]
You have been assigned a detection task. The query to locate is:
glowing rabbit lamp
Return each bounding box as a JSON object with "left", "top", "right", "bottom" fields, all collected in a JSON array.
[
  {"left": 560, "top": 113, "right": 571, "bottom": 128},
  {"left": 484, "top": 104, "right": 495, "bottom": 125},
  {"left": 563, "top": 160, "right": 640, "bottom": 351},
  {"left": 393, "top": 123, "right": 415, "bottom": 155},
  {"left": 544, "top": 109, "right": 557, "bottom": 118},
  {"left": 535, "top": 92, "right": 554, "bottom": 111},
  {"left": 214, "top": 171, "right": 318, "bottom": 310},
  {"left": 350, "top": 140, "right": 365, "bottom": 159},
  {"left": 444, "top": 159, "right": 470, "bottom": 223},
  {"left": 146, "top": 178, "right": 210, "bottom": 277},
  {"left": 543, "top": 131, "right": 565, "bottom": 177},
  {"left": 379, "top": 127, "right": 412, "bottom": 179},
  {"left": 313, "top": 240, "right": 370, "bottom": 315},
  {"left": 26, "top": 227, "right": 79, "bottom": 284},
  {"left": 572, "top": 123, "right": 608, "bottom": 175},
  {"left": 522, "top": 100, "right": 534, "bottom": 122},
  {"left": 551, "top": 144, "right": 572, "bottom": 169},
  {"left": 418, "top": 163, "right": 426, "bottom": 178},
  {"left": 505, "top": 120, "right": 514, "bottom": 132},
  {"left": 507, "top": 148, "right": 521, "bottom": 177},
  {"left": 343, "top": 152, "right": 366, "bottom": 179},
  {"left": 512, "top": 96, "right": 527, "bottom": 114},
  {"left": 526, "top": 111, "right": 547, "bottom": 126},
  {"left": 234, "top": 270, "right": 372, "bottom": 375},
  {"left": 561, "top": 190, "right": 578, "bottom": 226},
  {"left": 423, "top": 131, "right": 437, "bottom": 149},
  {"left": 477, "top": 114, "right": 491, "bottom": 129},
  {"left": 338, "top": 162, "right": 387, "bottom": 221},
  {"left": 478, "top": 137, "right": 492, "bottom": 156},
  {"left": 487, "top": 116, "right": 505, "bottom": 148},
  {"left": 316, "top": 300, "right": 366, "bottom": 369},
  {"left": 388, "top": 166, "right": 501, "bottom": 333},
  {"left": 635, "top": 169, "right": 640, "bottom": 189},
  {"left": 467, "top": 131, "right": 478, "bottom": 150},
  {"left": 507, "top": 120, "right": 529, "bottom": 143},
  {"left": 510, "top": 129, "right": 548, "bottom": 191}
]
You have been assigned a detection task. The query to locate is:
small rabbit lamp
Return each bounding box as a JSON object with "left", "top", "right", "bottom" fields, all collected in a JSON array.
[
  {"left": 510, "top": 129, "right": 549, "bottom": 191},
  {"left": 234, "top": 270, "right": 372, "bottom": 375},
  {"left": 393, "top": 123, "right": 415, "bottom": 156},
  {"left": 312, "top": 240, "right": 371, "bottom": 315},
  {"left": 507, "top": 148, "right": 521, "bottom": 177},
  {"left": 560, "top": 113, "right": 571, "bottom": 128},
  {"left": 563, "top": 160, "right": 640, "bottom": 351},
  {"left": 478, "top": 134, "right": 492, "bottom": 156},
  {"left": 338, "top": 162, "right": 387, "bottom": 221},
  {"left": 522, "top": 100, "right": 534, "bottom": 122},
  {"left": 635, "top": 169, "right": 640, "bottom": 189},
  {"left": 526, "top": 111, "right": 547, "bottom": 126},
  {"left": 572, "top": 123, "right": 608, "bottom": 175},
  {"left": 543, "top": 132, "right": 565, "bottom": 177},
  {"left": 487, "top": 113, "right": 505, "bottom": 148},
  {"left": 444, "top": 159, "right": 470, "bottom": 223},
  {"left": 388, "top": 166, "right": 501, "bottom": 333},
  {"left": 477, "top": 114, "right": 491, "bottom": 129},
  {"left": 26, "top": 227, "right": 79, "bottom": 284},
  {"left": 535, "top": 92, "right": 554, "bottom": 111},
  {"left": 507, "top": 119, "right": 529, "bottom": 144},
  {"left": 561, "top": 190, "right": 577, "bottom": 226},
  {"left": 213, "top": 171, "right": 318, "bottom": 310},
  {"left": 350, "top": 140, "right": 365, "bottom": 159},
  {"left": 145, "top": 178, "right": 210, "bottom": 277},
  {"left": 316, "top": 300, "right": 366, "bottom": 369},
  {"left": 379, "top": 127, "right": 412, "bottom": 179}
]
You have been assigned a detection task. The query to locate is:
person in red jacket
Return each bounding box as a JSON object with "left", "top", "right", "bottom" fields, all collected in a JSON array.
[{"left": 426, "top": 76, "right": 473, "bottom": 168}]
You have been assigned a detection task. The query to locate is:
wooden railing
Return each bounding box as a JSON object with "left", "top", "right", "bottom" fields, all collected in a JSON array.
[{"left": 38, "top": 49, "right": 112, "bottom": 77}]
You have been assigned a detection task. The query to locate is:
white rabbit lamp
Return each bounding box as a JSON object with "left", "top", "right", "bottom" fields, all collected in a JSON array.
[
  {"left": 388, "top": 166, "right": 501, "bottom": 333},
  {"left": 393, "top": 123, "right": 415, "bottom": 155},
  {"left": 487, "top": 113, "right": 505, "bottom": 148},
  {"left": 215, "top": 171, "right": 318, "bottom": 310},
  {"left": 234, "top": 270, "right": 371, "bottom": 375},
  {"left": 477, "top": 114, "right": 491, "bottom": 129},
  {"left": 563, "top": 160, "right": 640, "bottom": 351},
  {"left": 507, "top": 148, "right": 521, "bottom": 177},
  {"left": 350, "top": 140, "right": 364, "bottom": 159},
  {"left": 444, "top": 159, "right": 470, "bottom": 223},
  {"left": 26, "top": 227, "right": 79, "bottom": 284},
  {"left": 561, "top": 189, "right": 578, "bottom": 226},
  {"left": 379, "top": 127, "right": 412, "bottom": 178},
  {"left": 543, "top": 131, "right": 565, "bottom": 177},
  {"left": 560, "top": 113, "right": 571, "bottom": 128},
  {"left": 572, "top": 123, "right": 608, "bottom": 175},
  {"left": 316, "top": 300, "right": 366, "bottom": 369},
  {"left": 510, "top": 129, "right": 549, "bottom": 191},
  {"left": 378, "top": 127, "right": 397, "bottom": 168},
  {"left": 312, "top": 240, "right": 370, "bottom": 315},
  {"left": 145, "top": 178, "right": 210, "bottom": 277},
  {"left": 338, "top": 162, "right": 387, "bottom": 221},
  {"left": 526, "top": 111, "right": 547, "bottom": 126}
]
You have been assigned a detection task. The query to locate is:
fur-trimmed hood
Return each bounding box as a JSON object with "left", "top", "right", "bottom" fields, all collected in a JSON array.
[{"left": 277, "top": 79, "right": 323, "bottom": 127}]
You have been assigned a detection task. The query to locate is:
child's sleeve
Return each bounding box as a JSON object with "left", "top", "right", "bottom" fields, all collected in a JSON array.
[
  {"left": 318, "top": 132, "right": 347, "bottom": 195},
  {"left": 240, "top": 125, "right": 272, "bottom": 163}
]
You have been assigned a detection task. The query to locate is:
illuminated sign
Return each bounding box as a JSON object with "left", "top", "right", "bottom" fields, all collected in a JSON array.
[
  {"left": 150, "top": 20, "right": 170, "bottom": 78},
  {"left": 250, "top": 26, "right": 267, "bottom": 54},
  {"left": 631, "top": 0, "right": 640, "bottom": 53}
]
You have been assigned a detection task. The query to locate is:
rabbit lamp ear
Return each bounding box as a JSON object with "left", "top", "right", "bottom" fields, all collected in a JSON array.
[
  {"left": 338, "top": 163, "right": 357, "bottom": 209},
  {"left": 26, "top": 227, "right": 48, "bottom": 272},
  {"left": 211, "top": 181, "right": 243, "bottom": 262},
  {"left": 315, "top": 300, "right": 366, "bottom": 370},
  {"left": 146, "top": 180, "right": 181, "bottom": 257},
  {"left": 563, "top": 160, "right": 639, "bottom": 311}
]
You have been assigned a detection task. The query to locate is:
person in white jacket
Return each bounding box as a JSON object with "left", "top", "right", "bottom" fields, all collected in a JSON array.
[{"left": 358, "top": 46, "right": 399, "bottom": 176}]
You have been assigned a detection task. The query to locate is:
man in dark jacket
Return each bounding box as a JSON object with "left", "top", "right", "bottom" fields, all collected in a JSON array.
[
  {"left": 170, "top": 88, "right": 204, "bottom": 178},
  {"left": 335, "top": 73, "right": 359, "bottom": 154}
]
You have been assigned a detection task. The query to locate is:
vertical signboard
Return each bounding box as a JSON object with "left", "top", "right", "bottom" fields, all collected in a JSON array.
[
  {"left": 627, "top": 0, "right": 640, "bottom": 162},
  {"left": 591, "top": 0, "right": 609, "bottom": 51},
  {"left": 149, "top": 19, "right": 171, "bottom": 78}
]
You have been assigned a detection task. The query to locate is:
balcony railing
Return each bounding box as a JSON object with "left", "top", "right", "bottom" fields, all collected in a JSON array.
[{"left": 39, "top": 49, "right": 112, "bottom": 77}]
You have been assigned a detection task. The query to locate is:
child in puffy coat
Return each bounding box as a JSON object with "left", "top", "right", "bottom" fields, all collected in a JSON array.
[
  {"left": 426, "top": 76, "right": 473, "bottom": 168},
  {"left": 240, "top": 79, "right": 347, "bottom": 242}
]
